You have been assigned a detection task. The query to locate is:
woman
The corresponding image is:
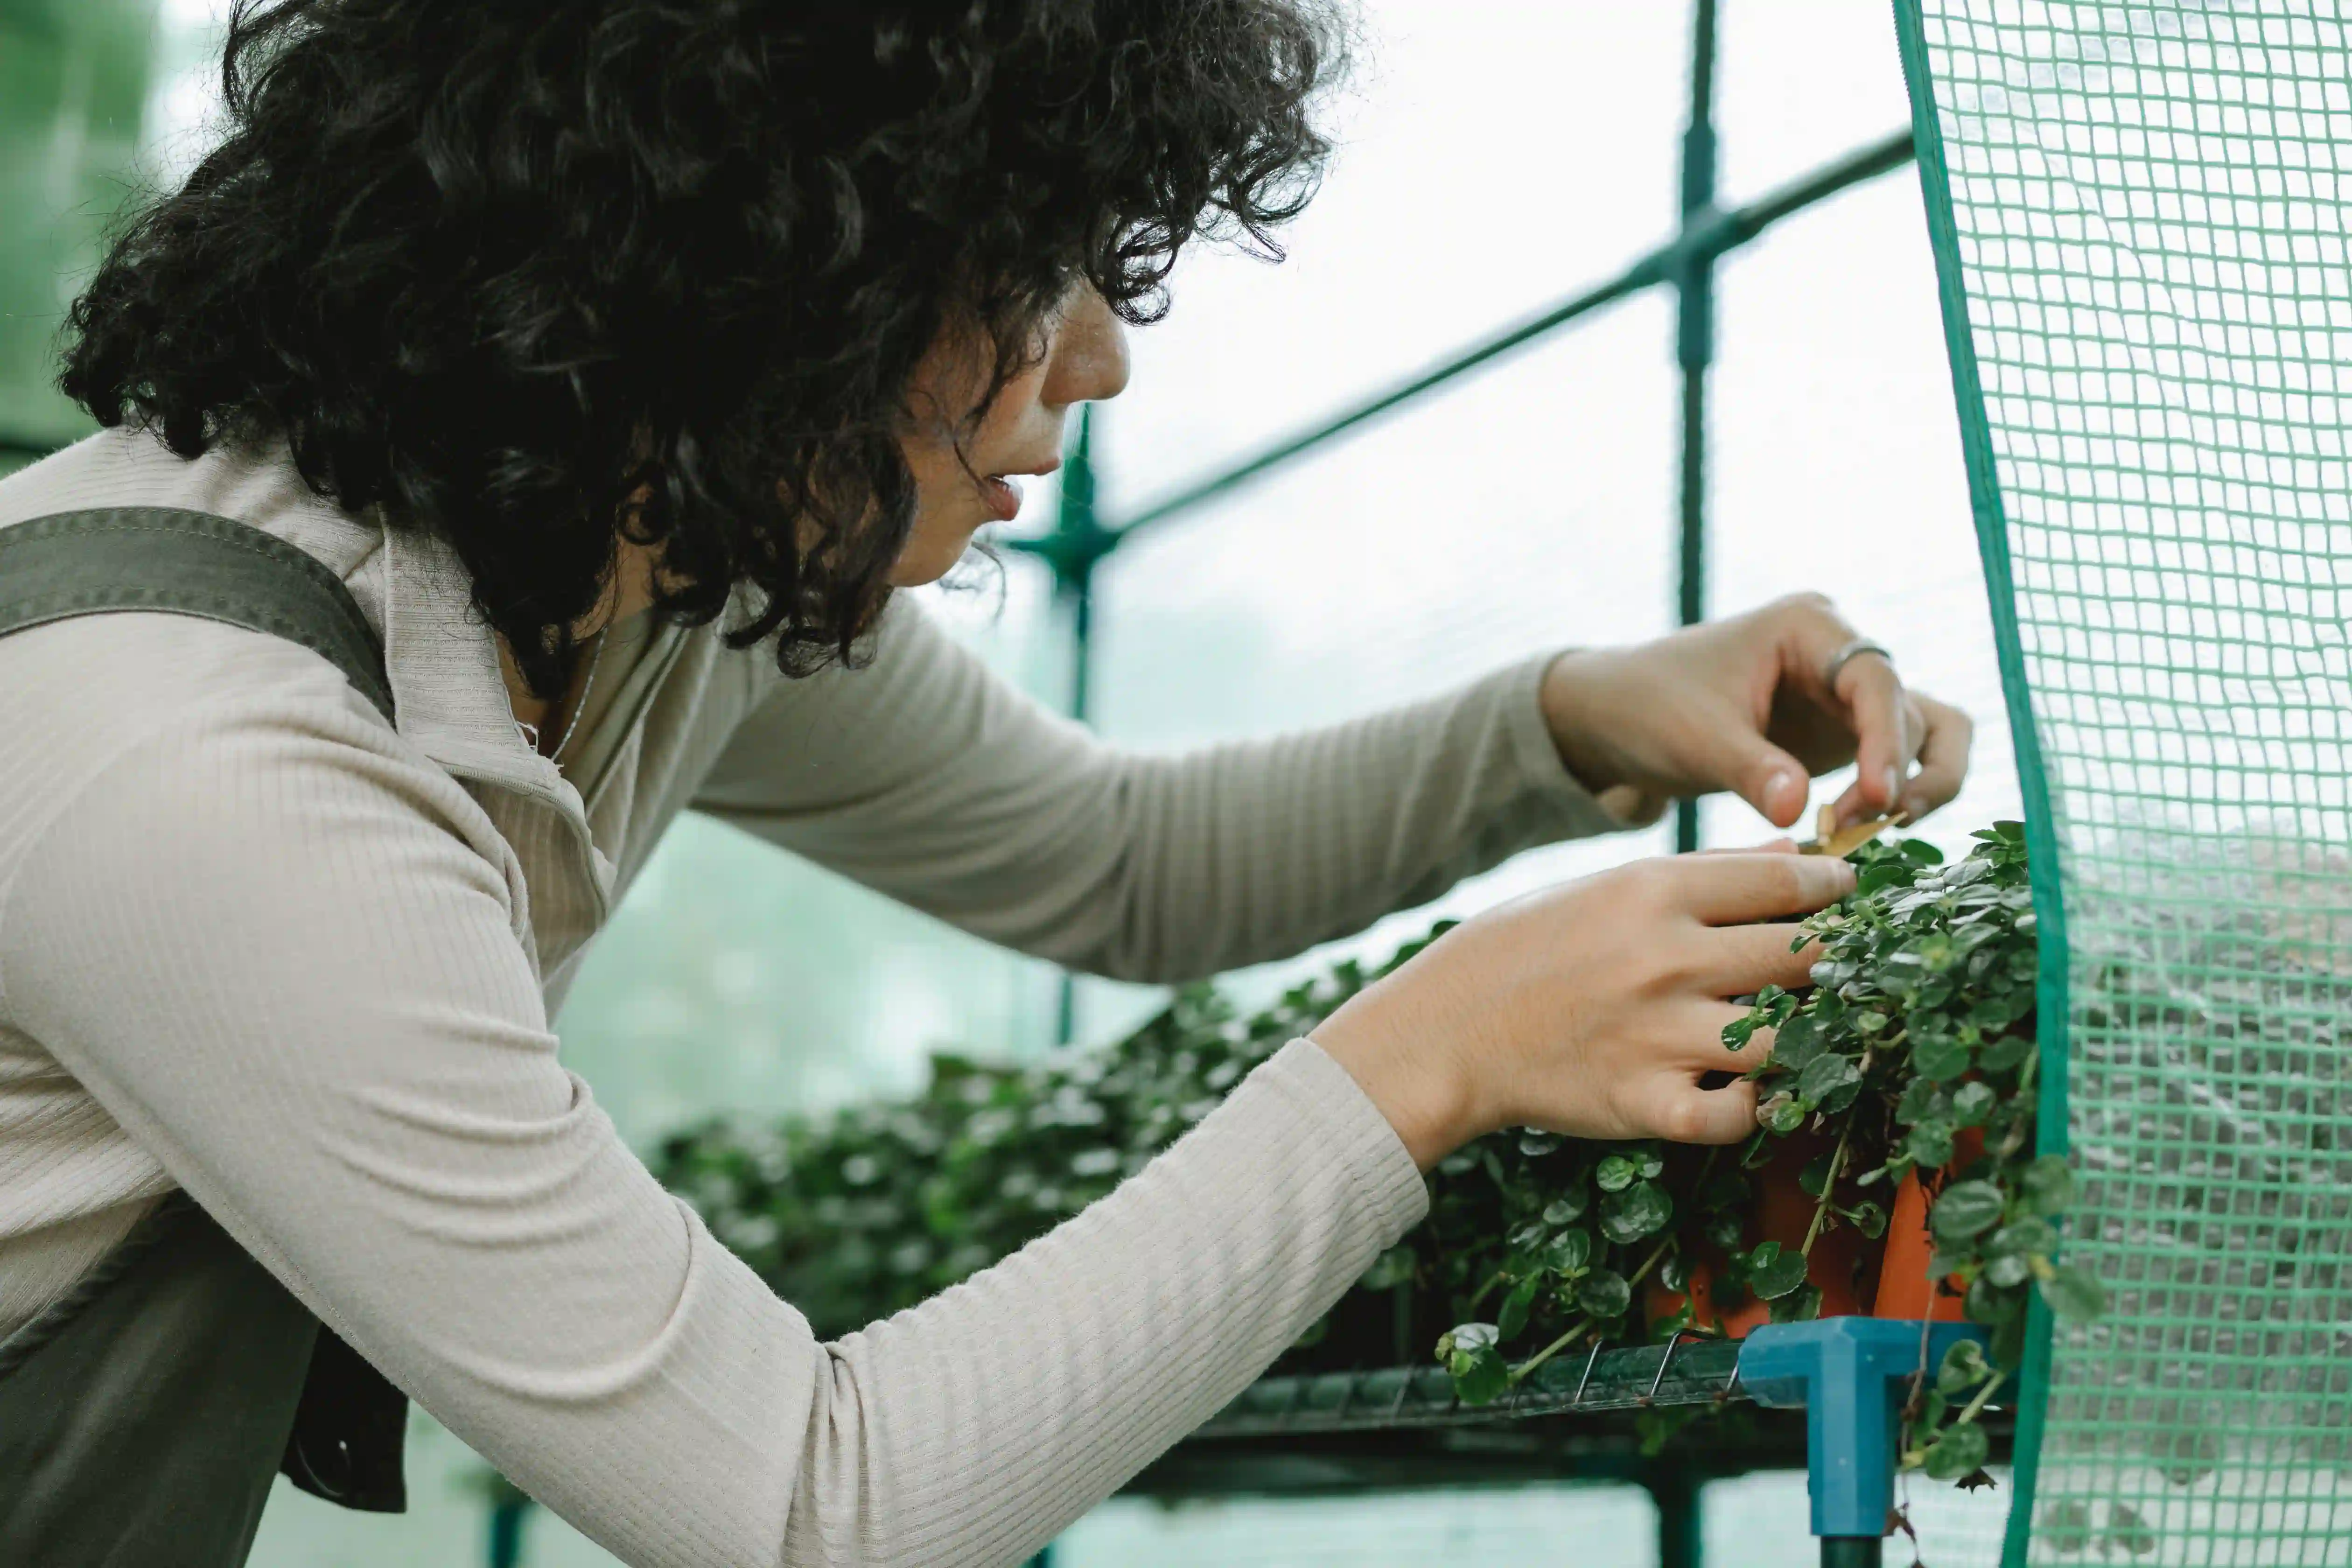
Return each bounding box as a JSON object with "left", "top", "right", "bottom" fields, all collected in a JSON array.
[{"left": 0, "top": 2, "right": 1971, "bottom": 1564}]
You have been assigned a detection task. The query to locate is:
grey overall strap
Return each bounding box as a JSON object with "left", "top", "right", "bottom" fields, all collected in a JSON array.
[
  {"left": 0, "top": 505, "right": 394, "bottom": 720},
  {"left": 0, "top": 505, "right": 409, "bottom": 1564}
]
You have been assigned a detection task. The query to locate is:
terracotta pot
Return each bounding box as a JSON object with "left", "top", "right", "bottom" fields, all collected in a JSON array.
[
  {"left": 1647, "top": 1126, "right": 1991, "bottom": 1333},
  {"left": 1647, "top": 1132, "right": 1880, "bottom": 1335},
  {"left": 1869, "top": 1127, "right": 1988, "bottom": 1321}
]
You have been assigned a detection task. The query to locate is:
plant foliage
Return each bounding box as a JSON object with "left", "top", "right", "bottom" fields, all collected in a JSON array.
[{"left": 654, "top": 822, "right": 2102, "bottom": 1491}]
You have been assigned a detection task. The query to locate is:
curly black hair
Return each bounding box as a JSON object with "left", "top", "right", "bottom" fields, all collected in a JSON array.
[{"left": 63, "top": 0, "right": 1344, "bottom": 696}]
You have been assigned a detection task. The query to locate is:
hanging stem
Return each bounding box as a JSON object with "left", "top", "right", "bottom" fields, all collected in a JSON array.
[
  {"left": 1509, "top": 1317, "right": 1595, "bottom": 1384},
  {"left": 1953, "top": 1368, "right": 2007, "bottom": 1427},
  {"left": 1469, "top": 1270, "right": 1508, "bottom": 1311},
  {"left": 1508, "top": 1231, "right": 1683, "bottom": 1386},
  {"left": 1801, "top": 1045, "right": 1876, "bottom": 1258}
]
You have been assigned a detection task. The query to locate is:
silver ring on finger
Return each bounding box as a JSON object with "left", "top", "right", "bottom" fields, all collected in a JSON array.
[{"left": 1821, "top": 637, "right": 1894, "bottom": 692}]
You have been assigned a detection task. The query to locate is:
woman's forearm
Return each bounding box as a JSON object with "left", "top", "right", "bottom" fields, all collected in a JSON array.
[{"left": 699, "top": 603, "right": 1631, "bottom": 986}]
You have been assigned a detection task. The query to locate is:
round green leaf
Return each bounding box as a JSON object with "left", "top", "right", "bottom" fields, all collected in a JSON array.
[
  {"left": 1895, "top": 1078, "right": 1946, "bottom": 1126},
  {"left": 1921, "top": 1419, "right": 1990, "bottom": 1480},
  {"left": 1950, "top": 1081, "right": 1998, "bottom": 1127},
  {"left": 1750, "top": 1250, "right": 1810, "bottom": 1301},
  {"left": 1541, "top": 1192, "right": 1589, "bottom": 1227},
  {"left": 1983, "top": 1253, "right": 2030, "bottom": 1288},
  {"left": 1600, "top": 1180, "right": 1673, "bottom": 1244},
  {"left": 1498, "top": 1274, "right": 1541, "bottom": 1340},
  {"left": 1912, "top": 1035, "right": 1973, "bottom": 1082},
  {"left": 1435, "top": 1321, "right": 1496, "bottom": 1362},
  {"left": 1543, "top": 1229, "right": 1593, "bottom": 1275},
  {"left": 1767, "top": 1012, "right": 1826, "bottom": 1072},
  {"left": 1931, "top": 1180, "right": 2006, "bottom": 1243},
  {"left": 2018, "top": 1155, "right": 2075, "bottom": 1216},
  {"left": 1746, "top": 1241, "right": 1811, "bottom": 1300},
  {"left": 1986, "top": 1216, "right": 2057, "bottom": 1258},
  {"left": 1977, "top": 1031, "right": 2035, "bottom": 1071},
  {"left": 2035, "top": 1260, "right": 2108, "bottom": 1321},
  {"left": 1797, "top": 1053, "right": 1861, "bottom": 1108},
  {"left": 1575, "top": 1267, "right": 1633, "bottom": 1319},
  {"left": 1595, "top": 1155, "right": 1639, "bottom": 1193},
  {"left": 1965, "top": 1270, "right": 2025, "bottom": 1323},
  {"left": 1858, "top": 863, "right": 1912, "bottom": 896},
  {"left": 1449, "top": 1341, "right": 1511, "bottom": 1406},
  {"left": 1936, "top": 1338, "right": 1991, "bottom": 1395},
  {"left": 1907, "top": 1121, "right": 1957, "bottom": 1169}
]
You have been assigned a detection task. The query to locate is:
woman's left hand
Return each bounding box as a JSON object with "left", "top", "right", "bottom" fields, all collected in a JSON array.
[{"left": 1539, "top": 592, "right": 1974, "bottom": 833}]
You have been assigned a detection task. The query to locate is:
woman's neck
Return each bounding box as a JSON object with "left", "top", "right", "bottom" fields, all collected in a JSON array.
[{"left": 498, "top": 537, "right": 663, "bottom": 754}]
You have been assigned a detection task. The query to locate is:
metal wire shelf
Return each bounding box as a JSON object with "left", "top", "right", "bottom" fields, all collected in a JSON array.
[{"left": 1196, "top": 1335, "right": 1747, "bottom": 1439}]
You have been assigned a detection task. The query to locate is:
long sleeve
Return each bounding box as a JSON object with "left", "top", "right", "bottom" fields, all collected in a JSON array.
[
  {"left": 0, "top": 649, "right": 1428, "bottom": 1568},
  {"left": 693, "top": 598, "right": 1626, "bottom": 982}
]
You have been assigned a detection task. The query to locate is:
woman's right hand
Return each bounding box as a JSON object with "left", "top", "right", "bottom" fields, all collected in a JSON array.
[{"left": 1309, "top": 851, "right": 1856, "bottom": 1170}]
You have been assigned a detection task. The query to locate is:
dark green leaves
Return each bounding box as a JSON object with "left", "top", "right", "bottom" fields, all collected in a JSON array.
[
  {"left": 1767, "top": 1011, "right": 1826, "bottom": 1072},
  {"left": 1543, "top": 1229, "right": 1593, "bottom": 1275},
  {"left": 2017, "top": 1155, "right": 2075, "bottom": 1215},
  {"left": 1911, "top": 1033, "right": 1973, "bottom": 1082},
  {"left": 1574, "top": 1267, "right": 1632, "bottom": 1319},
  {"left": 1936, "top": 1338, "right": 1991, "bottom": 1395},
  {"left": 2034, "top": 1259, "right": 2108, "bottom": 1320},
  {"left": 1438, "top": 1323, "right": 1509, "bottom": 1406},
  {"left": 1907, "top": 1121, "right": 1957, "bottom": 1169},
  {"left": 1931, "top": 1180, "right": 2006, "bottom": 1243},
  {"left": 1746, "top": 1241, "right": 1810, "bottom": 1300},
  {"left": 1797, "top": 1053, "right": 1862, "bottom": 1113},
  {"left": 1921, "top": 1419, "right": 1990, "bottom": 1480},
  {"left": 1950, "top": 1081, "right": 1998, "bottom": 1127},
  {"left": 1498, "top": 1275, "right": 1542, "bottom": 1340},
  {"left": 668, "top": 827, "right": 2061, "bottom": 1505},
  {"left": 1600, "top": 1181, "right": 1673, "bottom": 1244}
]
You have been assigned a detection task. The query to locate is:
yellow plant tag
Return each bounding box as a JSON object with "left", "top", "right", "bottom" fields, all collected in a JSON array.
[{"left": 1800, "top": 812, "right": 1893, "bottom": 857}]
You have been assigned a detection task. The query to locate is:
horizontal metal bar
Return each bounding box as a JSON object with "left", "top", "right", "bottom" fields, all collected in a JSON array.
[
  {"left": 1104, "top": 126, "right": 1917, "bottom": 541},
  {"left": 1191, "top": 1337, "right": 1749, "bottom": 1439}
]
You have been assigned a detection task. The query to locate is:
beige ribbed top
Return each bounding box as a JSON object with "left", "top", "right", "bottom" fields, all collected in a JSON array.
[{"left": 0, "top": 429, "right": 1625, "bottom": 1567}]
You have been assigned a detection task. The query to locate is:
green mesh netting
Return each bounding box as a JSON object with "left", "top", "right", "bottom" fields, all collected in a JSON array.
[{"left": 1894, "top": 2, "right": 2352, "bottom": 1562}]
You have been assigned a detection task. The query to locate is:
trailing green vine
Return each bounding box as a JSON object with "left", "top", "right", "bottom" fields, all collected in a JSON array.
[{"left": 655, "top": 820, "right": 2103, "bottom": 1494}]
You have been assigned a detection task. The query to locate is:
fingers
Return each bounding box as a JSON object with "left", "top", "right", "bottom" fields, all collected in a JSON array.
[
  {"left": 1832, "top": 650, "right": 1910, "bottom": 817},
  {"left": 1666, "top": 851, "right": 1855, "bottom": 926},
  {"left": 1827, "top": 689, "right": 1969, "bottom": 826},
  {"left": 1900, "top": 694, "right": 1973, "bottom": 821},
  {"left": 1690, "top": 920, "right": 1828, "bottom": 997},
  {"left": 1750, "top": 747, "right": 1815, "bottom": 832},
  {"left": 1691, "top": 837, "right": 1798, "bottom": 856},
  {"left": 1632, "top": 1072, "right": 1759, "bottom": 1146}
]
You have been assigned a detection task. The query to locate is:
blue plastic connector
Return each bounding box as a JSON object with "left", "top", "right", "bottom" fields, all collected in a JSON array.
[{"left": 1737, "top": 1318, "right": 1990, "bottom": 1540}]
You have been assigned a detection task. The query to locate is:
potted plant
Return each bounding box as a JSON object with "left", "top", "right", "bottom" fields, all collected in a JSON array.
[{"left": 657, "top": 822, "right": 2105, "bottom": 1493}]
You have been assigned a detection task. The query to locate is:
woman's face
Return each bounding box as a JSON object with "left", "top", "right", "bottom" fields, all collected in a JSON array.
[{"left": 888, "top": 284, "right": 1131, "bottom": 587}]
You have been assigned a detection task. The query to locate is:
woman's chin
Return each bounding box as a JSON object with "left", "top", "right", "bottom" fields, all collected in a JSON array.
[{"left": 885, "top": 524, "right": 983, "bottom": 588}]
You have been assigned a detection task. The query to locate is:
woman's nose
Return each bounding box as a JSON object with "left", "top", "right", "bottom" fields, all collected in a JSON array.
[{"left": 1043, "top": 286, "right": 1131, "bottom": 409}]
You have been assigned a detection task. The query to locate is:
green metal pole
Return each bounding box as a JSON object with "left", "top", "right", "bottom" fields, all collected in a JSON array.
[
  {"left": 1821, "top": 1537, "right": 1883, "bottom": 1568},
  {"left": 1673, "top": 0, "right": 1719, "bottom": 856},
  {"left": 1092, "top": 129, "right": 1912, "bottom": 546},
  {"left": 1650, "top": 1468, "right": 1705, "bottom": 1568},
  {"left": 1047, "top": 409, "right": 1101, "bottom": 1046},
  {"left": 487, "top": 1495, "right": 530, "bottom": 1568}
]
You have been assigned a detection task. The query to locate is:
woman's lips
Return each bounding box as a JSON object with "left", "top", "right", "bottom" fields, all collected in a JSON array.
[{"left": 980, "top": 474, "right": 1025, "bottom": 521}]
